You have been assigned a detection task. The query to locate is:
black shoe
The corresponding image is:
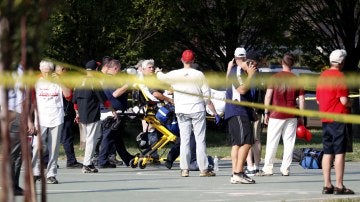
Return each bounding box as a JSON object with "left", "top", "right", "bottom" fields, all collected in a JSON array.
[
  {"left": 108, "top": 155, "right": 124, "bottom": 166},
  {"left": 322, "top": 185, "right": 334, "bottom": 194},
  {"left": 82, "top": 165, "right": 99, "bottom": 173},
  {"left": 165, "top": 160, "right": 173, "bottom": 169},
  {"left": 47, "top": 176, "right": 59, "bottom": 184},
  {"left": 33, "top": 175, "right": 41, "bottom": 183},
  {"left": 99, "top": 162, "right": 116, "bottom": 168},
  {"left": 124, "top": 155, "right": 136, "bottom": 167},
  {"left": 66, "top": 162, "right": 83, "bottom": 169},
  {"left": 14, "top": 186, "right": 24, "bottom": 196},
  {"left": 333, "top": 186, "right": 354, "bottom": 195},
  {"left": 151, "top": 158, "right": 161, "bottom": 165}
]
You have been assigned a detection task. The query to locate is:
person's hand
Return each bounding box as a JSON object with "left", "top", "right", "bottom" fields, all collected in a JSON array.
[
  {"left": 74, "top": 115, "right": 80, "bottom": 124},
  {"left": 112, "top": 111, "right": 118, "bottom": 120},
  {"left": 264, "top": 113, "right": 269, "bottom": 125},
  {"left": 155, "top": 67, "right": 162, "bottom": 74},
  {"left": 247, "top": 66, "right": 257, "bottom": 77},
  {"left": 215, "top": 114, "right": 221, "bottom": 125},
  {"left": 26, "top": 121, "right": 35, "bottom": 135}
]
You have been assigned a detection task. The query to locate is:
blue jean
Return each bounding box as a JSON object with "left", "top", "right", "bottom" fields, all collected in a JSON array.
[{"left": 98, "top": 119, "right": 134, "bottom": 166}]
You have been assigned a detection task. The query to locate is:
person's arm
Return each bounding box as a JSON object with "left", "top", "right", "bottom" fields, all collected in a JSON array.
[
  {"left": 96, "top": 90, "right": 117, "bottom": 118},
  {"left": 236, "top": 67, "right": 257, "bottom": 94},
  {"left": 112, "top": 84, "right": 128, "bottom": 98},
  {"left": 340, "top": 96, "right": 351, "bottom": 107},
  {"left": 263, "top": 88, "right": 273, "bottom": 125},
  {"left": 298, "top": 94, "right": 305, "bottom": 125},
  {"left": 226, "top": 59, "right": 235, "bottom": 78},
  {"left": 152, "top": 91, "right": 173, "bottom": 104},
  {"left": 52, "top": 72, "right": 72, "bottom": 100},
  {"left": 156, "top": 70, "right": 177, "bottom": 84}
]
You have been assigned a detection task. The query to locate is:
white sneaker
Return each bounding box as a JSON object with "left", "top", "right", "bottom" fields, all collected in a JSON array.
[
  {"left": 181, "top": 169, "right": 189, "bottom": 177},
  {"left": 230, "top": 173, "right": 256, "bottom": 184}
]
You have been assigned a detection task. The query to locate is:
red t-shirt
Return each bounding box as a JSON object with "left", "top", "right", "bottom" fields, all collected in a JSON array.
[
  {"left": 268, "top": 71, "right": 304, "bottom": 119},
  {"left": 316, "top": 68, "right": 349, "bottom": 122}
]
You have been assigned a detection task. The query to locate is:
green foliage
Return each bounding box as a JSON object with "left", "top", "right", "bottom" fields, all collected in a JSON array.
[
  {"left": 290, "top": 0, "right": 360, "bottom": 72},
  {"left": 46, "top": 0, "right": 175, "bottom": 67}
]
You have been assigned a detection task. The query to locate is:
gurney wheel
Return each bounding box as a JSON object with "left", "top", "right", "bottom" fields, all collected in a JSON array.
[
  {"left": 130, "top": 158, "right": 138, "bottom": 168},
  {"left": 139, "top": 159, "right": 146, "bottom": 169}
]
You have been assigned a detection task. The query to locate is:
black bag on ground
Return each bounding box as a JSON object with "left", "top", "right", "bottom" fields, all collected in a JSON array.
[
  {"left": 292, "top": 148, "right": 304, "bottom": 162},
  {"left": 300, "top": 148, "right": 323, "bottom": 169}
]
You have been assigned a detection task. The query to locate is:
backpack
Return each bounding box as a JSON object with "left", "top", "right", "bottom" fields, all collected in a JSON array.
[
  {"left": 155, "top": 104, "right": 180, "bottom": 136},
  {"left": 300, "top": 148, "right": 323, "bottom": 169}
]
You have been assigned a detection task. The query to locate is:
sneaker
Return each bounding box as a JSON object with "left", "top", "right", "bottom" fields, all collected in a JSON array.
[
  {"left": 322, "top": 185, "right": 334, "bottom": 194},
  {"left": 99, "top": 162, "right": 116, "bottom": 168},
  {"left": 256, "top": 170, "right": 273, "bottom": 176},
  {"left": 47, "top": 176, "right": 59, "bottom": 184},
  {"left": 333, "top": 186, "right": 355, "bottom": 195},
  {"left": 245, "top": 169, "right": 259, "bottom": 177},
  {"left": 230, "top": 173, "right": 255, "bottom": 184},
  {"left": 181, "top": 169, "right": 189, "bottom": 177},
  {"left": 82, "top": 165, "right": 99, "bottom": 173},
  {"left": 66, "top": 162, "right": 83, "bottom": 169},
  {"left": 199, "top": 170, "right": 216, "bottom": 177},
  {"left": 108, "top": 154, "right": 124, "bottom": 166},
  {"left": 281, "top": 170, "right": 290, "bottom": 176},
  {"left": 109, "top": 158, "right": 123, "bottom": 166},
  {"left": 33, "top": 175, "right": 41, "bottom": 183}
]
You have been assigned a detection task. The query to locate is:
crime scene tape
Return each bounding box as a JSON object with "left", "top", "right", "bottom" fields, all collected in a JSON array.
[
  {"left": 1, "top": 63, "right": 360, "bottom": 124},
  {"left": 169, "top": 89, "right": 360, "bottom": 125}
]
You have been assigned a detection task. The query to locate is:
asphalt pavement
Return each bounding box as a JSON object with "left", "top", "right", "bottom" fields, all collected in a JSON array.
[{"left": 3, "top": 159, "right": 360, "bottom": 202}]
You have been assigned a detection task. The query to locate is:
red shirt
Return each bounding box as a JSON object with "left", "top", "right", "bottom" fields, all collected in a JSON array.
[
  {"left": 268, "top": 71, "right": 304, "bottom": 119},
  {"left": 316, "top": 68, "right": 349, "bottom": 122}
]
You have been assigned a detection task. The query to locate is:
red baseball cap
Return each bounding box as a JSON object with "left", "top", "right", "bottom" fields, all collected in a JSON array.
[{"left": 181, "top": 50, "right": 195, "bottom": 62}]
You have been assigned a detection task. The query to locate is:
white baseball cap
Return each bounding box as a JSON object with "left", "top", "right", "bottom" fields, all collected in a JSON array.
[
  {"left": 234, "top": 47, "right": 246, "bottom": 58},
  {"left": 329, "top": 49, "right": 347, "bottom": 64}
]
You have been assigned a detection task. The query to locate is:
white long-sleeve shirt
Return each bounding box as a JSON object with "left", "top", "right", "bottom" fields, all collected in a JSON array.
[{"left": 157, "top": 68, "right": 210, "bottom": 114}]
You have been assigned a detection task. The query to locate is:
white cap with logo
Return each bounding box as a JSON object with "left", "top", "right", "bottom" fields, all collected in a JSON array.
[
  {"left": 329, "top": 49, "right": 347, "bottom": 64},
  {"left": 234, "top": 47, "right": 246, "bottom": 58}
]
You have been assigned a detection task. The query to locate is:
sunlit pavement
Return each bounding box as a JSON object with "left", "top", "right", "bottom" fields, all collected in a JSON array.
[{"left": 2, "top": 160, "right": 360, "bottom": 202}]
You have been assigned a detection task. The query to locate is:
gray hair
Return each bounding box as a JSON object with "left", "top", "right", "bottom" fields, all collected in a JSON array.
[
  {"left": 141, "top": 59, "right": 154, "bottom": 69},
  {"left": 39, "top": 60, "right": 55, "bottom": 72}
]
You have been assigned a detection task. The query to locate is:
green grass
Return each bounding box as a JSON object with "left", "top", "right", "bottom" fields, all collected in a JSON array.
[{"left": 58, "top": 121, "right": 360, "bottom": 162}]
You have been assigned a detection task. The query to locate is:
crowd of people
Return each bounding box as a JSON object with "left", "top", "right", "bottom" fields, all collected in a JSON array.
[{"left": 1, "top": 48, "right": 354, "bottom": 196}]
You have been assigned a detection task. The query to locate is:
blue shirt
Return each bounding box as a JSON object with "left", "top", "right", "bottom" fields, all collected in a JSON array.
[{"left": 103, "top": 88, "right": 128, "bottom": 111}]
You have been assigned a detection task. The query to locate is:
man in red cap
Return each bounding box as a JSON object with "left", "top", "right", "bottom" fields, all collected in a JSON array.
[{"left": 157, "top": 50, "right": 219, "bottom": 177}]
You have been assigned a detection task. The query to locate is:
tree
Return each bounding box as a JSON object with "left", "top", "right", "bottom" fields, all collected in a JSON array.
[
  {"left": 148, "top": 0, "right": 299, "bottom": 71},
  {"left": 290, "top": 0, "right": 360, "bottom": 71},
  {"left": 46, "top": 0, "right": 174, "bottom": 68}
]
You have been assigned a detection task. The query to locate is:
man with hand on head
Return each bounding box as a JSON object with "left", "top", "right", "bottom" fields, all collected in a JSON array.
[{"left": 225, "top": 47, "right": 257, "bottom": 184}]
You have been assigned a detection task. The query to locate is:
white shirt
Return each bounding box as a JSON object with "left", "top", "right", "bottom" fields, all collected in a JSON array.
[
  {"left": 157, "top": 68, "right": 210, "bottom": 114},
  {"left": 35, "top": 77, "right": 64, "bottom": 127}
]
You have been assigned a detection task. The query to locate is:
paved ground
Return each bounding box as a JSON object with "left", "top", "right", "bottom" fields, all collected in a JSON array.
[{"left": 2, "top": 159, "right": 360, "bottom": 202}]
